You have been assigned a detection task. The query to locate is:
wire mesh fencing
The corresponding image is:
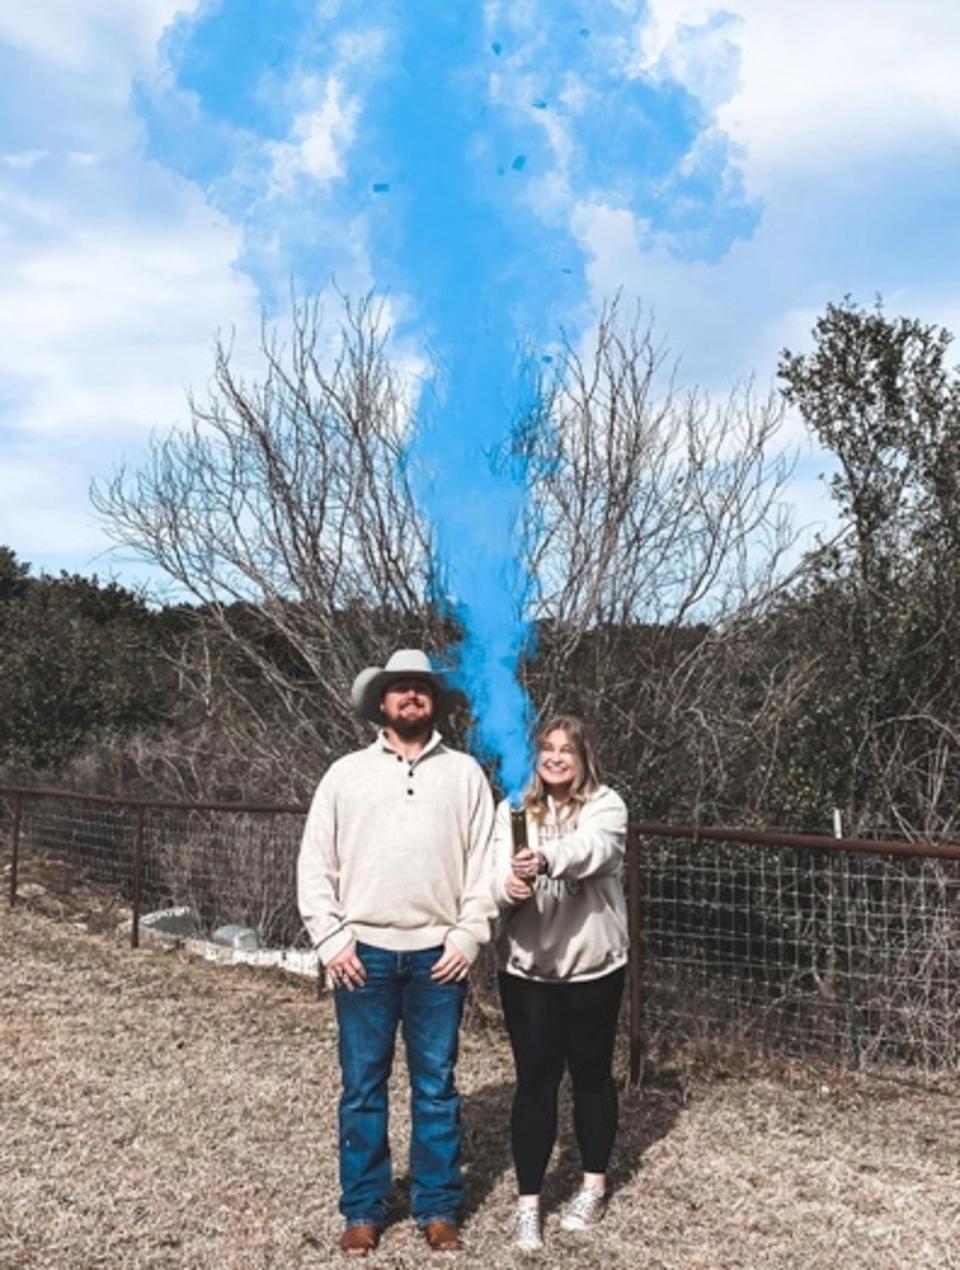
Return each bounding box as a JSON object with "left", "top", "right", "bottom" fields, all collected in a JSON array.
[
  {"left": 633, "top": 830, "right": 960, "bottom": 1073},
  {"left": 2, "top": 788, "right": 135, "bottom": 913},
  {"left": 141, "top": 804, "right": 307, "bottom": 948},
  {"left": 4, "top": 786, "right": 960, "bottom": 1073},
  {"left": 1, "top": 788, "right": 309, "bottom": 952}
]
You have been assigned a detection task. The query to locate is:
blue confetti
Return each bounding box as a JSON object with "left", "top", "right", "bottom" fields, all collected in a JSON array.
[
  {"left": 531, "top": 98, "right": 547, "bottom": 110},
  {"left": 491, "top": 40, "right": 502, "bottom": 56},
  {"left": 372, "top": 182, "right": 390, "bottom": 193},
  {"left": 511, "top": 154, "right": 527, "bottom": 171}
]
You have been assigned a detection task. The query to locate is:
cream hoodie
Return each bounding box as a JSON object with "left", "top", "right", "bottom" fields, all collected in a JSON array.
[{"left": 493, "top": 784, "right": 629, "bottom": 982}]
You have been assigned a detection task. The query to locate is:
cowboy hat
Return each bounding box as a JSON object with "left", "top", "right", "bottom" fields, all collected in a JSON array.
[{"left": 351, "top": 648, "right": 450, "bottom": 724}]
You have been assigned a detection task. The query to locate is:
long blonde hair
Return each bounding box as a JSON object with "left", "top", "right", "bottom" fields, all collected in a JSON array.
[{"left": 523, "top": 714, "right": 602, "bottom": 825}]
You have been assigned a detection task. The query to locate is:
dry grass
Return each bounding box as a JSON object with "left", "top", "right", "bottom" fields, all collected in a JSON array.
[{"left": 2, "top": 895, "right": 959, "bottom": 1269}]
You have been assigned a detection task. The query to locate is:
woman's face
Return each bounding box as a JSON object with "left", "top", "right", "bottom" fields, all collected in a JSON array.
[{"left": 537, "top": 728, "right": 580, "bottom": 797}]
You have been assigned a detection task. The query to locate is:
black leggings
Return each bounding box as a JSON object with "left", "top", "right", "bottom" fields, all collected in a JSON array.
[{"left": 498, "top": 967, "right": 625, "bottom": 1195}]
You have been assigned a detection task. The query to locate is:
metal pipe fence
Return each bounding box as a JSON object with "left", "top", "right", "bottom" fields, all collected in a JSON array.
[{"left": 4, "top": 786, "right": 960, "bottom": 1077}]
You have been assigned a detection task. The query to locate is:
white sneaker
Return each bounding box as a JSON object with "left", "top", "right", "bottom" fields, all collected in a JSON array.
[
  {"left": 514, "top": 1206, "right": 544, "bottom": 1251},
  {"left": 560, "top": 1187, "right": 606, "bottom": 1231}
]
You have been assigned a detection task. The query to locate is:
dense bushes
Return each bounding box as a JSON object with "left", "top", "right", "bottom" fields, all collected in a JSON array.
[{"left": 0, "top": 552, "right": 175, "bottom": 775}]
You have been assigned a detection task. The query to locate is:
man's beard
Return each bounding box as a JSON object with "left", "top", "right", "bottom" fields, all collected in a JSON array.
[{"left": 389, "top": 712, "right": 433, "bottom": 739}]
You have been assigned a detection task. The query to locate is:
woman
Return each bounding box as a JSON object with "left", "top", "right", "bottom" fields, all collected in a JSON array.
[{"left": 492, "top": 715, "right": 628, "bottom": 1252}]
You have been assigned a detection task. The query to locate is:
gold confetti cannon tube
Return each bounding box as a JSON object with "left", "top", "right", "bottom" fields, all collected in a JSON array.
[{"left": 510, "top": 806, "right": 528, "bottom": 856}]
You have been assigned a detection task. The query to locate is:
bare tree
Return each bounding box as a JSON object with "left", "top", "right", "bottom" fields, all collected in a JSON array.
[
  {"left": 94, "top": 293, "right": 445, "bottom": 792},
  {"left": 528, "top": 305, "right": 791, "bottom": 629},
  {"left": 518, "top": 301, "right": 802, "bottom": 819}
]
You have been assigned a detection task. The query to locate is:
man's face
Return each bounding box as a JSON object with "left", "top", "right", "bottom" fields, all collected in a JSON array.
[{"left": 380, "top": 676, "right": 436, "bottom": 734}]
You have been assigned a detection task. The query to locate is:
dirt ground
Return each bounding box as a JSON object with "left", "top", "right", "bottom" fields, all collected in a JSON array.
[{"left": 2, "top": 872, "right": 959, "bottom": 1268}]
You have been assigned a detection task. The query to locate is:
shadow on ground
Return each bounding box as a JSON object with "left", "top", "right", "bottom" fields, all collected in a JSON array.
[{"left": 454, "top": 1071, "right": 683, "bottom": 1220}]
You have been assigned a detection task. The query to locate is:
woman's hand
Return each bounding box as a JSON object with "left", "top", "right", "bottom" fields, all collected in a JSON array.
[
  {"left": 511, "top": 848, "right": 546, "bottom": 882},
  {"left": 504, "top": 873, "right": 534, "bottom": 904}
]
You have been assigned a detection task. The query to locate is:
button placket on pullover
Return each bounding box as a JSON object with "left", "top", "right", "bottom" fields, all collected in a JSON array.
[{"left": 380, "top": 729, "right": 443, "bottom": 799}]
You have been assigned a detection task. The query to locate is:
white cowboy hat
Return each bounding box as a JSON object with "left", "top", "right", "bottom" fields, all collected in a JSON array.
[{"left": 351, "top": 648, "right": 450, "bottom": 724}]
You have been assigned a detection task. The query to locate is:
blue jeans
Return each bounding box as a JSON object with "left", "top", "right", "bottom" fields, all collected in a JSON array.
[{"left": 334, "top": 941, "right": 467, "bottom": 1227}]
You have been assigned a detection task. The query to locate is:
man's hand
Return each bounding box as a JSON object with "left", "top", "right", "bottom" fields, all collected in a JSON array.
[
  {"left": 326, "top": 941, "right": 366, "bottom": 991},
  {"left": 431, "top": 939, "right": 471, "bottom": 983},
  {"left": 504, "top": 873, "right": 533, "bottom": 904}
]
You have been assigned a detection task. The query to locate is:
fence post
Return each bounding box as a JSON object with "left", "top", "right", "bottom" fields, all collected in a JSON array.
[
  {"left": 839, "top": 856, "right": 861, "bottom": 1065},
  {"left": 8, "top": 791, "right": 23, "bottom": 908},
  {"left": 131, "top": 804, "right": 145, "bottom": 949},
  {"left": 627, "top": 831, "right": 644, "bottom": 1086}
]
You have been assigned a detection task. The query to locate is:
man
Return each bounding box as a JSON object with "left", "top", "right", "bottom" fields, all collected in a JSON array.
[{"left": 298, "top": 648, "right": 497, "bottom": 1256}]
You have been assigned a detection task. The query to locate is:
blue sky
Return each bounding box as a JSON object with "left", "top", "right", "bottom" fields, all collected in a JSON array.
[{"left": 4, "top": 0, "right": 960, "bottom": 587}]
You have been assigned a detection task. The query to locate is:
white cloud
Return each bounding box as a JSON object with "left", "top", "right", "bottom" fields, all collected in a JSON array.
[
  {"left": 572, "top": 0, "right": 960, "bottom": 411},
  {"left": 268, "top": 76, "right": 360, "bottom": 190},
  {"left": 0, "top": 447, "right": 106, "bottom": 558},
  {"left": 640, "top": 0, "right": 960, "bottom": 190},
  {"left": 0, "top": 164, "right": 264, "bottom": 577},
  {"left": 635, "top": 6, "right": 742, "bottom": 112},
  {"left": 0, "top": 0, "right": 264, "bottom": 576},
  {"left": 265, "top": 22, "right": 389, "bottom": 196},
  {"left": 3, "top": 150, "right": 48, "bottom": 169},
  {"left": 0, "top": 1, "right": 197, "bottom": 73},
  {"left": 0, "top": 192, "right": 259, "bottom": 438}
]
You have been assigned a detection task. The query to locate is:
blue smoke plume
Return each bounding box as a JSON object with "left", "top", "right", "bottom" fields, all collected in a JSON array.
[
  {"left": 358, "top": 8, "right": 579, "bottom": 796},
  {"left": 137, "top": 1, "right": 757, "bottom": 796}
]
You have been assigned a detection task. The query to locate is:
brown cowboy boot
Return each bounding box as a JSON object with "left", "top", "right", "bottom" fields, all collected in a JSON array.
[
  {"left": 339, "top": 1223, "right": 381, "bottom": 1256},
  {"left": 422, "top": 1219, "right": 462, "bottom": 1252}
]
